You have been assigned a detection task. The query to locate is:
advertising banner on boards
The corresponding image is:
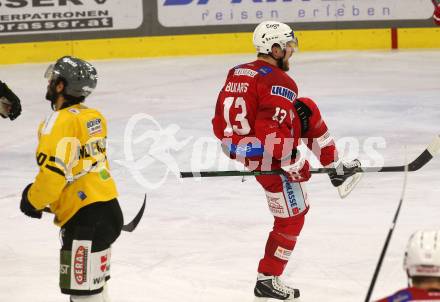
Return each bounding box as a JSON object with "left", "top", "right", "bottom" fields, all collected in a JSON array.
[
  {"left": 0, "top": 0, "right": 143, "bottom": 35},
  {"left": 158, "top": 0, "right": 434, "bottom": 27}
]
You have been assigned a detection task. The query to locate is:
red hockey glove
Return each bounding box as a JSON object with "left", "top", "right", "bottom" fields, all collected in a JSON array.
[
  {"left": 434, "top": 4, "right": 440, "bottom": 26},
  {"left": 281, "top": 158, "right": 311, "bottom": 183}
]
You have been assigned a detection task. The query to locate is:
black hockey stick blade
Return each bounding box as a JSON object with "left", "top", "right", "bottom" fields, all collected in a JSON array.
[
  {"left": 180, "top": 135, "right": 440, "bottom": 178},
  {"left": 42, "top": 194, "right": 147, "bottom": 233},
  {"left": 122, "top": 194, "right": 146, "bottom": 232}
]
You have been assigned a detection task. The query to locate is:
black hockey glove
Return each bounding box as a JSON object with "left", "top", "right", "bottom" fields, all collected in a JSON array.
[
  {"left": 20, "top": 183, "right": 42, "bottom": 219},
  {"left": 328, "top": 159, "right": 361, "bottom": 187},
  {"left": 0, "top": 81, "right": 22, "bottom": 120}
]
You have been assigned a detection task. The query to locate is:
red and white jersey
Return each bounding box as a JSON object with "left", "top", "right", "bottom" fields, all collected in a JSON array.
[
  {"left": 375, "top": 287, "right": 440, "bottom": 302},
  {"left": 212, "top": 60, "right": 337, "bottom": 169},
  {"left": 434, "top": 4, "right": 440, "bottom": 26}
]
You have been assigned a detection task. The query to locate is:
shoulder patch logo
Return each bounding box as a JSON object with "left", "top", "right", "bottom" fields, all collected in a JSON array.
[
  {"left": 271, "top": 86, "right": 296, "bottom": 102},
  {"left": 86, "top": 118, "right": 102, "bottom": 136},
  {"left": 257, "top": 66, "right": 273, "bottom": 76},
  {"left": 68, "top": 108, "right": 80, "bottom": 115},
  {"left": 234, "top": 68, "right": 258, "bottom": 78}
]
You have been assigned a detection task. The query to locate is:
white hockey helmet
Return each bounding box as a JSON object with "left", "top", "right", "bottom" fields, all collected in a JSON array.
[
  {"left": 403, "top": 230, "right": 440, "bottom": 278},
  {"left": 252, "top": 21, "right": 298, "bottom": 54}
]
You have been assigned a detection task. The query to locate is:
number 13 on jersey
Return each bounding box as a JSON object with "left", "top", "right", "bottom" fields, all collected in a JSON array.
[{"left": 223, "top": 96, "right": 251, "bottom": 136}]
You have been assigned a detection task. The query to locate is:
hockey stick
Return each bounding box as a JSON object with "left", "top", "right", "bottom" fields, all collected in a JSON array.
[
  {"left": 42, "top": 194, "right": 147, "bottom": 233},
  {"left": 121, "top": 194, "right": 146, "bottom": 232},
  {"left": 180, "top": 135, "right": 440, "bottom": 178},
  {"left": 364, "top": 157, "right": 409, "bottom": 302}
]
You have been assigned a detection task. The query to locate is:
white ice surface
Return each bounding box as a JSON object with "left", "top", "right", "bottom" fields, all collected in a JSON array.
[{"left": 0, "top": 50, "right": 440, "bottom": 302}]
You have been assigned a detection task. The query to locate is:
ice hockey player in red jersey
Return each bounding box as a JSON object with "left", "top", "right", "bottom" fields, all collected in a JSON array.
[
  {"left": 434, "top": 0, "right": 440, "bottom": 26},
  {"left": 212, "top": 20, "right": 361, "bottom": 300},
  {"left": 375, "top": 230, "right": 440, "bottom": 302}
]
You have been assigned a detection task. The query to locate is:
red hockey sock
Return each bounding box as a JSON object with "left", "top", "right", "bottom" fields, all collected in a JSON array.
[{"left": 258, "top": 215, "right": 305, "bottom": 276}]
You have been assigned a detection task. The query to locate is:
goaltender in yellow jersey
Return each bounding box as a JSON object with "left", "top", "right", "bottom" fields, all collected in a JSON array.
[{"left": 29, "top": 103, "right": 118, "bottom": 226}]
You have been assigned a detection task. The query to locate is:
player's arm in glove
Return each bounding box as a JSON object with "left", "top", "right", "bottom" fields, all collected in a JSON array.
[
  {"left": 327, "top": 159, "right": 362, "bottom": 187},
  {"left": 20, "top": 183, "right": 42, "bottom": 219},
  {"left": 281, "top": 157, "right": 311, "bottom": 183},
  {"left": 0, "top": 81, "right": 22, "bottom": 120}
]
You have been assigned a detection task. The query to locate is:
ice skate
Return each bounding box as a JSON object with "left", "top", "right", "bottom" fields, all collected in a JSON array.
[{"left": 253, "top": 273, "right": 300, "bottom": 301}]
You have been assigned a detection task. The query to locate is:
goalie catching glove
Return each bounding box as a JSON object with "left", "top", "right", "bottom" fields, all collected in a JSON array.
[
  {"left": 0, "top": 81, "right": 22, "bottom": 120},
  {"left": 327, "top": 159, "right": 361, "bottom": 187}
]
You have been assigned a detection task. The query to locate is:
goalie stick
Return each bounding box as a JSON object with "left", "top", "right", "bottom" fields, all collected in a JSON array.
[
  {"left": 43, "top": 194, "right": 147, "bottom": 233},
  {"left": 180, "top": 135, "right": 440, "bottom": 178},
  {"left": 364, "top": 156, "right": 409, "bottom": 302}
]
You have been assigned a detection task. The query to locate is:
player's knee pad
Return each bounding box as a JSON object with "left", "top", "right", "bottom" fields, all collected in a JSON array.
[
  {"left": 263, "top": 176, "right": 309, "bottom": 218},
  {"left": 60, "top": 239, "right": 111, "bottom": 296}
]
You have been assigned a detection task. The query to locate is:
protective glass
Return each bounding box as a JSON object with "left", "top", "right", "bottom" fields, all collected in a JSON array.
[
  {"left": 44, "top": 64, "right": 57, "bottom": 80},
  {"left": 287, "top": 37, "right": 299, "bottom": 52}
]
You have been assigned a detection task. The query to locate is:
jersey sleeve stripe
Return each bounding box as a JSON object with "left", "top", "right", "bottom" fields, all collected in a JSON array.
[{"left": 44, "top": 164, "right": 66, "bottom": 177}]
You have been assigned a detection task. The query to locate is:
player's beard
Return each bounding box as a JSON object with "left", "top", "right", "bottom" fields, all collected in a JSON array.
[
  {"left": 45, "top": 81, "right": 61, "bottom": 110},
  {"left": 277, "top": 57, "right": 290, "bottom": 71}
]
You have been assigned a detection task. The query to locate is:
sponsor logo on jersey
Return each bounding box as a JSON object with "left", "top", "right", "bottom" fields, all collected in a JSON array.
[
  {"left": 60, "top": 264, "right": 69, "bottom": 275},
  {"left": 99, "top": 169, "right": 111, "bottom": 181},
  {"left": 284, "top": 181, "right": 298, "bottom": 210},
  {"left": 77, "top": 191, "right": 87, "bottom": 201},
  {"left": 74, "top": 245, "right": 88, "bottom": 285},
  {"left": 233, "top": 68, "right": 258, "bottom": 78},
  {"left": 271, "top": 86, "right": 296, "bottom": 102},
  {"left": 68, "top": 108, "right": 80, "bottom": 115},
  {"left": 389, "top": 291, "right": 411, "bottom": 302},
  {"left": 93, "top": 275, "right": 106, "bottom": 285},
  {"left": 257, "top": 66, "right": 272, "bottom": 76},
  {"left": 100, "top": 255, "right": 108, "bottom": 272},
  {"left": 274, "top": 246, "right": 292, "bottom": 261},
  {"left": 86, "top": 118, "right": 102, "bottom": 135},
  {"left": 267, "top": 196, "right": 284, "bottom": 215},
  {"left": 225, "top": 82, "right": 249, "bottom": 93}
]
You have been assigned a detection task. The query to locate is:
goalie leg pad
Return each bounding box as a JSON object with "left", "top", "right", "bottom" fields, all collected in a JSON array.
[{"left": 60, "top": 239, "right": 111, "bottom": 295}]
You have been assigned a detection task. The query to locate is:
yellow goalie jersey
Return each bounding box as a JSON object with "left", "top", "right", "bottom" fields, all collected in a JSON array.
[{"left": 27, "top": 104, "right": 118, "bottom": 226}]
